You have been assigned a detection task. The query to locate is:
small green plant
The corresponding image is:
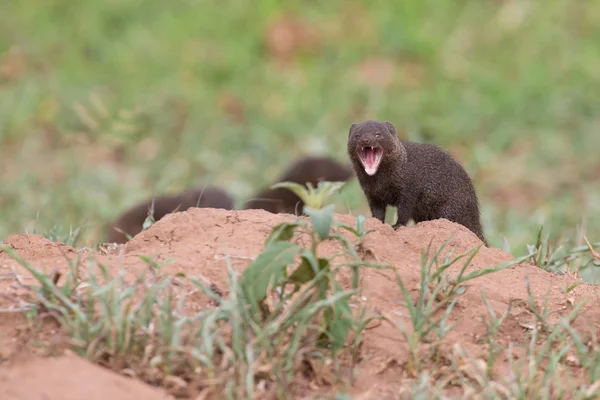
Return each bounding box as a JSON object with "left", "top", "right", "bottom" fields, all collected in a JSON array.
[
  {"left": 562, "top": 318, "right": 600, "bottom": 390},
  {"left": 105, "top": 201, "right": 158, "bottom": 244},
  {"left": 524, "top": 267, "right": 562, "bottom": 333},
  {"left": 335, "top": 214, "right": 373, "bottom": 246},
  {"left": 137, "top": 254, "right": 175, "bottom": 279},
  {"left": 141, "top": 199, "right": 157, "bottom": 231},
  {"left": 385, "top": 238, "right": 536, "bottom": 374},
  {"left": 399, "top": 238, "right": 534, "bottom": 341},
  {"left": 239, "top": 202, "right": 375, "bottom": 352},
  {"left": 443, "top": 300, "right": 589, "bottom": 399},
  {"left": 500, "top": 302, "right": 588, "bottom": 399},
  {"left": 526, "top": 226, "right": 600, "bottom": 284},
  {"left": 575, "top": 237, "right": 600, "bottom": 285},
  {"left": 271, "top": 180, "right": 347, "bottom": 211},
  {"left": 31, "top": 223, "right": 85, "bottom": 247},
  {"left": 480, "top": 290, "right": 512, "bottom": 376}
]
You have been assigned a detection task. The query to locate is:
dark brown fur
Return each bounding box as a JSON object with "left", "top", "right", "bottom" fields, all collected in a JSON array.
[
  {"left": 243, "top": 156, "right": 354, "bottom": 215},
  {"left": 347, "top": 120, "right": 487, "bottom": 244},
  {"left": 105, "top": 186, "right": 234, "bottom": 244}
]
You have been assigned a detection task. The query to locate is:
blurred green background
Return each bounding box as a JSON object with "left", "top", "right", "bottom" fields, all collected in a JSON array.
[{"left": 1, "top": 0, "right": 598, "bottom": 254}]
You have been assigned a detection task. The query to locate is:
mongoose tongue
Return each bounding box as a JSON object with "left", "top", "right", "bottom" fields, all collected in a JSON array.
[{"left": 359, "top": 146, "right": 383, "bottom": 176}]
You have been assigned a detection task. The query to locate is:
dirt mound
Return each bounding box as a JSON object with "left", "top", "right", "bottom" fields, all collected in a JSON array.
[
  {"left": 2, "top": 233, "right": 76, "bottom": 262},
  {"left": 1, "top": 208, "right": 599, "bottom": 398},
  {"left": 0, "top": 352, "right": 171, "bottom": 400}
]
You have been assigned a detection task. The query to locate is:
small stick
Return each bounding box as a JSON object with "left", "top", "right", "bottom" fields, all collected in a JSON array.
[{"left": 584, "top": 236, "right": 600, "bottom": 260}]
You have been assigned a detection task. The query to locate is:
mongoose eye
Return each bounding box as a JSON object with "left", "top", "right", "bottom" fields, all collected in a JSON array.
[{"left": 375, "top": 133, "right": 381, "bottom": 138}]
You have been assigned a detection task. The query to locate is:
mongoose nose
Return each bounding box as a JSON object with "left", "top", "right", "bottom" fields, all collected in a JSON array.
[{"left": 361, "top": 139, "right": 370, "bottom": 145}]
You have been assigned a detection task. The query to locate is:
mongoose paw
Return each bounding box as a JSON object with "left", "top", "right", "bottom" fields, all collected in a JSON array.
[{"left": 391, "top": 223, "right": 403, "bottom": 230}]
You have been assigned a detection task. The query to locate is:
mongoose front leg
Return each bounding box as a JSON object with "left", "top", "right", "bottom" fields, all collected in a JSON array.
[
  {"left": 367, "top": 199, "right": 387, "bottom": 223},
  {"left": 392, "top": 205, "right": 411, "bottom": 230}
]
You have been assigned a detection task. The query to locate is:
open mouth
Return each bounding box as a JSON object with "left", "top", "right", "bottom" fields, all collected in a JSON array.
[{"left": 357, "top": 146, "right": 383, "bottom": 176}]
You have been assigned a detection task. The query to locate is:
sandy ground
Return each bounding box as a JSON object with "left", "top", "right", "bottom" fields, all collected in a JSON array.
[{"left": 0, "top": 208, "right": 599, "bottom": 399}]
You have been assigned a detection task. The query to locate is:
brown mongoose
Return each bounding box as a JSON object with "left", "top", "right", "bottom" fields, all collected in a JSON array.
[
  {"left": 104, "top": 186, "right": 234, "bottom": 244},
  {"left": 347, "top": 120, "right": 487, "bottom": 244},
  {"left": 243, "top": 155, "right": 354, "bottom": 215}
]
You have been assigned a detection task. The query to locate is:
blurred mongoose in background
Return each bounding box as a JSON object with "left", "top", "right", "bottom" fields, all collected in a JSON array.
[
  {"left": 243, "top": 155, "right": 354, "bottom": 215},
  {"left": 105, "top": 186, "right": 234, "bottom": 244},
  {"left": 347, "top": 120, "right": 487, "bottom": 244}
]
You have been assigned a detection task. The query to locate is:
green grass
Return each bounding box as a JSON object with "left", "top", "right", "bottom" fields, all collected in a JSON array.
[{"left": 1, "top": 0, "right": 599, "bottom": 252}]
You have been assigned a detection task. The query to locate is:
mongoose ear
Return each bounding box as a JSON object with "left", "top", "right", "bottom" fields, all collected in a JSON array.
[
  {"left": 348, "top": 123, "right": 357, "bottom": 136},
  {"left": 383, "top": 121, "right": 396, "bottom": 135}
]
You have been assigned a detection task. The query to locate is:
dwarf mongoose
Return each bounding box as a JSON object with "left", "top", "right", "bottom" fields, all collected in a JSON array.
[
  {"left": 105, "top": 186, "right": 234, "bottom": 244},
  {"left": 347, "top": 120, "right": 486, "bottom": 244},
  {"left": 243, "top": 155, "right": 354, "bottom": 215}
]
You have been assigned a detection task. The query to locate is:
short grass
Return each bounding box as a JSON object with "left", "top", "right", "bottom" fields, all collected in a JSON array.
[{"left": 1, "top": 0, "right": 599, "bottom": 253}]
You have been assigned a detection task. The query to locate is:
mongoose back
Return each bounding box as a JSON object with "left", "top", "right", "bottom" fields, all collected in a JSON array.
[
  {"left": 243, "top": 155, "right": 354, "bottom": 215},
  {"left": 347, "top": 120, "right": 487, "bottom": 244},
  {"left": 105, "top": 186, "right": 234, "bottom": 244}
]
